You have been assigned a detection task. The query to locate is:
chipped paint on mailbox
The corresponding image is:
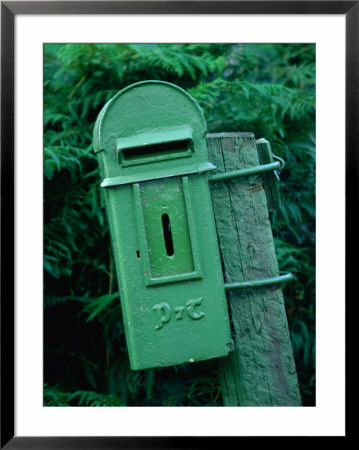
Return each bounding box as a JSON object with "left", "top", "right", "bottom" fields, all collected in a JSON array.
[{"left": 93, "top": 81, "right": 232, "bottom": 370}]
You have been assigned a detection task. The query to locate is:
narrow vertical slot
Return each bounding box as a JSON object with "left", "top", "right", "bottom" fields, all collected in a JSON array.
[{"left": 161, "top": 214, "right": 174, "bottom": 256}]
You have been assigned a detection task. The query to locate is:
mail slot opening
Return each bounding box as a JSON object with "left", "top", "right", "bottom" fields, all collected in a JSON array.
[
  {"left": 119, "top": 139, "right": 192, "bottom": 166},
  {"left": 161, "top": 213, "right": 174, "bottom": 257}
]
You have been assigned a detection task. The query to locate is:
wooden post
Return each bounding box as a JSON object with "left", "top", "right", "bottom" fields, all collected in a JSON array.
[{"left": 207, "top": 132, "right": 302, "bottom": 406}]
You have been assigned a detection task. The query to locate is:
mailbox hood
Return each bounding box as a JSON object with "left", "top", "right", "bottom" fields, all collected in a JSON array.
[
  {"left": 117, "top": 126, "right": 193, "bottom": 151},
  {"left": 93, "top": 81, "right": 212, "bottom": 185},
  {"left": 93, "top": 80, "right": 207, "bottom": 154}
]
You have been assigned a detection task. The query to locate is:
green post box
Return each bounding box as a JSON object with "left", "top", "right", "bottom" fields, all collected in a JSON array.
[{"left": 93, "top": 81, "right": 232, "bottom": 370}]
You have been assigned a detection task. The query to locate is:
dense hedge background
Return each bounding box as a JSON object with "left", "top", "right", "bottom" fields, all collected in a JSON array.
[{"left": 44, "top": 43, "right": 315, "bottom": 406}]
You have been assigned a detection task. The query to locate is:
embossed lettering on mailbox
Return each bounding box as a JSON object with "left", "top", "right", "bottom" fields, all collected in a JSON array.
[{"left": 152, "top": 298, "right": 205, "bottom": 330}]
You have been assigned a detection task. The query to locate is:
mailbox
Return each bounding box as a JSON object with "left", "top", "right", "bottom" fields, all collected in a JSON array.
[{"left": 93, "top": 81, "right": 232, "bottom": 370}]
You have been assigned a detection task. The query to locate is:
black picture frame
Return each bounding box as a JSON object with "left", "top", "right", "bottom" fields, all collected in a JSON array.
[{"left": 1, "top": 1, "right": 353, "bottom": 447}]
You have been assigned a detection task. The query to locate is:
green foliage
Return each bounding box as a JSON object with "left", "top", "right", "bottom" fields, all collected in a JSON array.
[
  {"left": 44, "top": 43, "right": 315, "bottom": 406},
  {"left": 44, "top": 384, "right": 123, "bottom": 406}
]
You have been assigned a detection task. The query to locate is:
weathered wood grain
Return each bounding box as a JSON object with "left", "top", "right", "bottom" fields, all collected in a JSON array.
[{"left": 207, "top": 132, "right": 301, "bottom": 406}]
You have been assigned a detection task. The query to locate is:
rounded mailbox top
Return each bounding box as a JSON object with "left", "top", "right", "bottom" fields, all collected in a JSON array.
[
  {"left": 93, "top": 81, "right": 212, "bottom": 185},
  {"left": 93, "top": 80, "right": 207, "bottom": 152}
]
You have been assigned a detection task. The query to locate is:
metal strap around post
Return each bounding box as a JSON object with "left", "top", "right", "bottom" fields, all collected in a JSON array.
[
  {"left": 224, "top": 272, "right": 293, "bottom": 291},
  {"left": 208, "top": 154, "right": 285, "bottom": 183}
]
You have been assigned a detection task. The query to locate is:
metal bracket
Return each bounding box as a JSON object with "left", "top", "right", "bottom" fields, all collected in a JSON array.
[
  {"left": 224, "top": 272, "right": 293, "bottom": 291},
  {"left": 208, "top": 154, "right": 285, "bottom": 183},
  {"left": 208, "top": 138, "right": 283, "bottom": 211}
]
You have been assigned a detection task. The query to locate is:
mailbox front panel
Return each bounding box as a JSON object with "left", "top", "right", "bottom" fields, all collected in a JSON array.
[{"left": 104, "top": 174, "right": 231, "bottom": 370}]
